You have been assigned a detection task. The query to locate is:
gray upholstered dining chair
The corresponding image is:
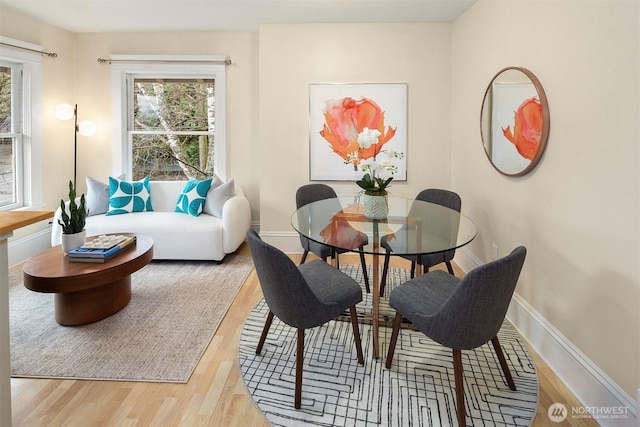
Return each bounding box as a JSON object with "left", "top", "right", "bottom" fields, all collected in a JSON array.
[
  {"left": 385, "top": 246, "right": 527, "bottom": 427},
  {"left": 379, "top": 188, "right": 461, "bottom": 296},
  {"left": 296, "top": 183, "right": 370, "bottom": 292},
  {"left": 246, "top": 229, "right": 364, "bottom": 409}
]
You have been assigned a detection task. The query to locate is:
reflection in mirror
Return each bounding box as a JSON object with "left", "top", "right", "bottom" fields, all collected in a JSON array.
[{"left": 480, "top": 67, "right": 550, "bottom": 176}]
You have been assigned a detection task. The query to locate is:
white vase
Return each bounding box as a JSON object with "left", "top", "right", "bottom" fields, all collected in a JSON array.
[
  {"left": 61, "top": 230, "right": 86, "bottom": 254},
  {"left": 362, "top": 194, "right": 389, "bottom": 219}
]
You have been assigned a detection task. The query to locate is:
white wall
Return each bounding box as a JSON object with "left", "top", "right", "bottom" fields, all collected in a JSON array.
[
  {"left": 258, "top": 23, "right": 453, "bottom": 248},
  {"left": 452, "top": 0, "right": 639, "bottom": 404}
]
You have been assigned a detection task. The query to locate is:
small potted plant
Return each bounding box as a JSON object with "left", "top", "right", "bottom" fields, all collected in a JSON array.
[
  {"left": 58, "top": 180, "right": 87, "bottom": 253},
  {"left": 356, "top": 172, "right": 393, "bottom": 219}
]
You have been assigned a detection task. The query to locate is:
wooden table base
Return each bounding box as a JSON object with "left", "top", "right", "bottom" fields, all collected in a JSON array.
[
  {"left": 24, "top": 234, "right": 153, "bottom": 328},
  {"left": 54, "top": 276, "right": 132, "bottom": 326}
]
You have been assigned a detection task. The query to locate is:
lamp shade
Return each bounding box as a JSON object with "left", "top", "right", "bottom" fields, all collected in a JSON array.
[
  {"left": 54, "top": 103, "right": 75, "bottom": 121},
  {"left": 77, "top": 120, "right": 97, "bottom": 137}
]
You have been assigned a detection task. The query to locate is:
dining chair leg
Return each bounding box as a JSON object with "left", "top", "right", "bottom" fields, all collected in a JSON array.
[
  {"left": 256, "top": 310, "right": 275, "bottom": 355},
  {"left": 349, "top": 306, "right": 364, "bottom": 364},
  {"left": 299, "top": 250, "right": 309, "bottom": 265},
  {"left": 415, "top": 260, "right": 429, "bottom": 275},
  {"left": 491, "top": 336, "right": 516, "bottom": 391},
  {"left": 410, "top": 260, "right": 416, "bottom": 279},
  {"left": 295, "top": 328, "right": 305, "bottom": 409},
  {"left": 445, "top": 260, "right": 455, "bottom": 275},
  {"left": 380, "top": 253, "right": 391, "bottom": 297},
  {"left": 359, "top": 251, "right": 370, "bottom": 293},
  {"left": 385, "top": 312, "right": 403, "bottom": 369},
  {"left": 453, "top": 349, "right": 466, "bottom": 426}
]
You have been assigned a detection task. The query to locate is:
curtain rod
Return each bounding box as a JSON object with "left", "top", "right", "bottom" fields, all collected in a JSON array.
[
  {"left": 0, "top": 42, "right": 57, "bottom": 58},
  {"left": 97, "top": 56, "right": 231, "bottom": 65}
]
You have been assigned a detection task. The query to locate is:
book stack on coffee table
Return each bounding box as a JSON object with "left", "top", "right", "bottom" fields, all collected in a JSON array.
[{"left": 68, "top": 234, "right": 137, "bottom": 263}]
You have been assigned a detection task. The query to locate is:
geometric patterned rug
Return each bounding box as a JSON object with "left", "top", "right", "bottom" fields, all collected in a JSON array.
[{"left": 239, "top": 265, "right": 539, "bottom": 426}]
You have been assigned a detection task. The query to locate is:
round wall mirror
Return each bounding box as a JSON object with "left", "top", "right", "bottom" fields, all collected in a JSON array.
[{"left": 480, "top": 67, "right": 550, "bottom": 177}]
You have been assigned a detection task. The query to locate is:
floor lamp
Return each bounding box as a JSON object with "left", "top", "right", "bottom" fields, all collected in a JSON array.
[{"left": 55, "top": 103, "right": 96, "bottom": 189}]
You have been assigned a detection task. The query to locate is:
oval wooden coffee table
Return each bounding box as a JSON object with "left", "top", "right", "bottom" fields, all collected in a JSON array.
[{"left": 23, "top": 234, "right": 153, "bottom": 326}]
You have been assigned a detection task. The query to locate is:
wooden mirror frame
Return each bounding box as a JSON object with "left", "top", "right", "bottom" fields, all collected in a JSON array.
[{"left": 480, "top": 67, "right": 550, "bottom": 177}]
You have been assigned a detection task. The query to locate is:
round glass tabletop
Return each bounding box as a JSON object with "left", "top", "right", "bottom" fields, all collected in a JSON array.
[{"left": 292, "top": 196, "right": 476, "bottom": 257}]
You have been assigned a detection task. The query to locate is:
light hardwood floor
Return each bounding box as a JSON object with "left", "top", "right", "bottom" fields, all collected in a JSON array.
[{"left": 10, "top": 244, "right": 598, "bottom": 426}]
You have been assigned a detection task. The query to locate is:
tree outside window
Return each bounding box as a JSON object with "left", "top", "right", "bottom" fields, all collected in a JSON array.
[
  {"left": 130, "top": 78, "right": 215, "bottom": 181},
  {"left": 0, "top": 64, "right": 18, "bottom": 207}
]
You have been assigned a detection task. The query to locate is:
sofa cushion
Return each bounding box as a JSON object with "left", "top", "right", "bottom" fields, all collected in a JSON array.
[
  {"left": 86, "top": 174, "right": 125, "bottom": 216},
  {"left": 175, "top": 178, "right": 213, "bottom": 217},
  {"left": 204, "top": 178, "right": 234, "bottom": 218},
  {"left": 107, "top": 176, "right": 153, "bottom": 216},
  {"left": 85, "top": 211, "right": 226, "bottom": 260}
]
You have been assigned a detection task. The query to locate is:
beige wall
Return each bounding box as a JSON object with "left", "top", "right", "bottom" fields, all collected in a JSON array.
[
  {"left": 0, "top": 7, "right": 76, "bottom": 239},
  {"left": 452, "top": 0, "right": 639, "bottom": 397},
  {"left": 258, "top": 23, "right": 453, "bottom": 243}
]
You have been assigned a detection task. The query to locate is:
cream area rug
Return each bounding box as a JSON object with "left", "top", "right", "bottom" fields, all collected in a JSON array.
[
  {"left": 239, "top": 264, "right": 539, "bottom": 427},
  {"left": 10, "top": 256, "right": 252, "bottom": 383}
]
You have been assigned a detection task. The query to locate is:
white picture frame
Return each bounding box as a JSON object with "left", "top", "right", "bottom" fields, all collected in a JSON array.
[{"left": 309, "top": 83, "right": 407, "bottom": 181}]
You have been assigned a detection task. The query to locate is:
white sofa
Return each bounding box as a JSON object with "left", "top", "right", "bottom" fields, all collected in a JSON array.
[{"left": 51, "top": 180, "right": 251, "bottom": 262}]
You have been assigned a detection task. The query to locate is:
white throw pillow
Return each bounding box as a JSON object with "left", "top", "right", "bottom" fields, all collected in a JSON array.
[
  {"left": 86, "top": 174, "right": 125, "bottom": 216},
  {"left": 204, "top": 178, "right": 234, "bottom": 218},
  {"left": 209, "top": 174, "right": 224, "bottom": 191}
]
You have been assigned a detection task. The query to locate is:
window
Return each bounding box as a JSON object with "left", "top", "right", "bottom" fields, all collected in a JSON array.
[
  {"left": 130, "top": 78, "right": 215, "bottom": 181},
  {"left": 111, "top": 56, "right": 227, "bottom": 181},
  {"left": 0, "top": 37, "right": 43, "bottom": 211},
  {"left": 0, "top": 62, "right": 21, "bottom": 207}
]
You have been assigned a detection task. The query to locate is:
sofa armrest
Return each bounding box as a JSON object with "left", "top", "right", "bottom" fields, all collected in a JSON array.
[{"left": 222, "top": 195, "right": 251, "bottom": 253}]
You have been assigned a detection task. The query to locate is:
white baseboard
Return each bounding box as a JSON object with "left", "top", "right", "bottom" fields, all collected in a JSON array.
[
  {"left": 8, "top": 227, "right": 52, "bottom": 268},
  {"left": 508, "top": 295, "right": 637, "bottom": 426},
  {"left": 258, "top": 230, "right": 302, "bottom": 254},
  {"left": 454, "top": 248, "right": 638, "bottom": 427},
  {"left": 453, "top": 246, "right": 483, "bottom": 273}
]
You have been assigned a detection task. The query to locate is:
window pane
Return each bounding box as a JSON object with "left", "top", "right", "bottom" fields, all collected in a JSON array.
[
  {"left": 132, "top": 133, "right": 213, "bottom": 181},
  {"left": 133, "top": 79, "right": 215, "bottom": 132},
  {"left": 0, "top": 67, "right": 11, "bottom": 133},
  {"left": 0, "top": 137, "right": 15, "bottom": 207},
  {"left": 130, "top": 77, "right": 216, "bottom": 181}
]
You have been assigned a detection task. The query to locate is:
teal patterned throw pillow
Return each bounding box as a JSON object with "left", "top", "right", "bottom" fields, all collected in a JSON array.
[
  {"left": 175, "top": 178, "right": 213, "bottom": 217},
  {"left": 106, "top": 176, "right": 153, "bottom": 216}
]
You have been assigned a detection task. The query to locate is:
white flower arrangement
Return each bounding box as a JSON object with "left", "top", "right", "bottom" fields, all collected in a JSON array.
[{"left": 352, "top": 127, "right": 404, "bottom": 196}]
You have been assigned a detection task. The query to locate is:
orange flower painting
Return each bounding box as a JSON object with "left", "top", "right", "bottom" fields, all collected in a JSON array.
[
  {"left": 501, "top": 97, "right": 543, "bottom": 161},
  {"left": 320, "top": 97, "right": 396, "bottom": 169},
  {"left": 309, "top": 84, "right": 407, "bottom": 181}
]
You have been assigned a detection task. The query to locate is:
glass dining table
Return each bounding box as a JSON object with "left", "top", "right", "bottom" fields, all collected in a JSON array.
[{"left": 291, "top": 196, "right": 477, "bottom": 359}]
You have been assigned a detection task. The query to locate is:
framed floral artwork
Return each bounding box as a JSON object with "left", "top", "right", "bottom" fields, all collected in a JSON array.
[{"left": 309, "top": 83, "right": 407, "bottom": 181}]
